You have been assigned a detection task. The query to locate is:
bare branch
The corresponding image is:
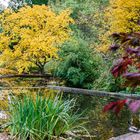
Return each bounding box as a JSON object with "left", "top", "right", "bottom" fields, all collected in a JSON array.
[{"left": 0, "top": 74, "right": 52, "bottom": 79}]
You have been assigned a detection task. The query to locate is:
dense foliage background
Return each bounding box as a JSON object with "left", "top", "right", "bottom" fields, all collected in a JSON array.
[{"left": 1, "top": 0, "right": 140, "bottom": 140}]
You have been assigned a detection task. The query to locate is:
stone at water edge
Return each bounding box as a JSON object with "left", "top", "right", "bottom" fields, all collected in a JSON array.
[
  {"left": 0, "top": 111, "right": 8, "bottom": 120},
  {"left": 0, "top": 133, "right": 9, "bottom": 140},
  {"left": 109, "top": 133, "right": 140, "bottom": 140}
]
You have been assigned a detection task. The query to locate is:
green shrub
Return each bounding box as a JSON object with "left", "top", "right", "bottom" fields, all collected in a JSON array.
[
  {"left": 25, "top": 0, "right": 58, "bottom": 5},
  {"left": 53, "top": 34, "right": 103, "bottom": 89},
  {"left": 29, "top": 0, "right": 48, "bottom": 4},
  {"left": 5, "top": 96, "right": 86, "bottom": 140},
  {"left": 30, "top": 0, "right": 48, "bottom": 4}
]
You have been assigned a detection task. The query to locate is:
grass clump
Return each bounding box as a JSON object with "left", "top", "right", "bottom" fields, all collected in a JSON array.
[{"left": 5, "top": 95, "right": 87, "bottom": 140}]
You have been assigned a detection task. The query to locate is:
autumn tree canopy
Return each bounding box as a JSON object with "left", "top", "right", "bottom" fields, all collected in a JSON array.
[
  {"left": 108, "top": 0, "right": 140, "bottom": 33},
  {"left": 99, "top": 0, "right": 140, "bottom": 52},
  {"left": 0, "top": 5, "right": 73, "bottom": 74}
]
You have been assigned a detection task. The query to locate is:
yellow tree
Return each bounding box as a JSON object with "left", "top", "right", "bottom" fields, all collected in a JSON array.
[
  {"left": 98, "top": 0, "right": 140, "bottom": 52},
  {"left": 0, "top": 5, "right": 73, "bottom": 74},
  {"left": 107, "top": 0, "right": 140, "bottom": 33}
]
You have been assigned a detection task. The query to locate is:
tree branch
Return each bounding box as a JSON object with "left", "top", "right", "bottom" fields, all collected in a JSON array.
[{"left": 0, "top": 74, "right": 52, "bottom": 79}]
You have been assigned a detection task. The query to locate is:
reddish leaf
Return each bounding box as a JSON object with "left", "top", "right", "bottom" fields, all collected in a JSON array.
[
  {"left": 113, "top": 100, "right": 127, "bottom": 115},
  {"left": 123, "top": 72, "right": 140, "bottom": 79},
  {"left": 111, "top": 57, "right": 132, "bottom": 78},
  {"left": 103, "top": 102, "right": 117, "bottom": 112},
  {"left": 123, "top": 72, "right": 140, "bottom": 87},
  {"left": 103, "top": 99, "right": 127, "bottom": 115},
  {"left": 126, "top": 47, "right": 140, "bottom": 54}
]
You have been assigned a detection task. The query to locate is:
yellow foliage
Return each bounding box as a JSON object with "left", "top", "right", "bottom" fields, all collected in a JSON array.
[
  {"left": 0, "top": 88, "right": 57, "bottom": 110},
  {"left": 0, "top": 90, "right": 9, "bottom": 110},
  {"left": 108, "top": 0, "right": 140, "bottom": 33},
  {"left": 0, "top": 5, "right": 74, "bottom": 74},
  {"left": 98, "top": 0, "right": 140, "bottom": 52}
]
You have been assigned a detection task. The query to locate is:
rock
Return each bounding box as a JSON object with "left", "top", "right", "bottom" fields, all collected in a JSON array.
[
  {"left": 109, "top": 133, "right": 140, "bottom": 140},
  {"left": 0, "top": 133, "right": 9, "bottom": 140},
  {"left": 0, "top": 111, "right": 8, "bottom": 120}
]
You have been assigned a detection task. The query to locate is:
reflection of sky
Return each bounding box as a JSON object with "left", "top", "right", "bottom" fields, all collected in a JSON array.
[{"left": 0, "top": 0, "right": 10, "bottom": 8}]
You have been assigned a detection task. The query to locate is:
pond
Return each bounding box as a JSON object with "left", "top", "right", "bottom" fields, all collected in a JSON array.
[{"left": 0, "top": 88, "right": 136, "bottom": 140}]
